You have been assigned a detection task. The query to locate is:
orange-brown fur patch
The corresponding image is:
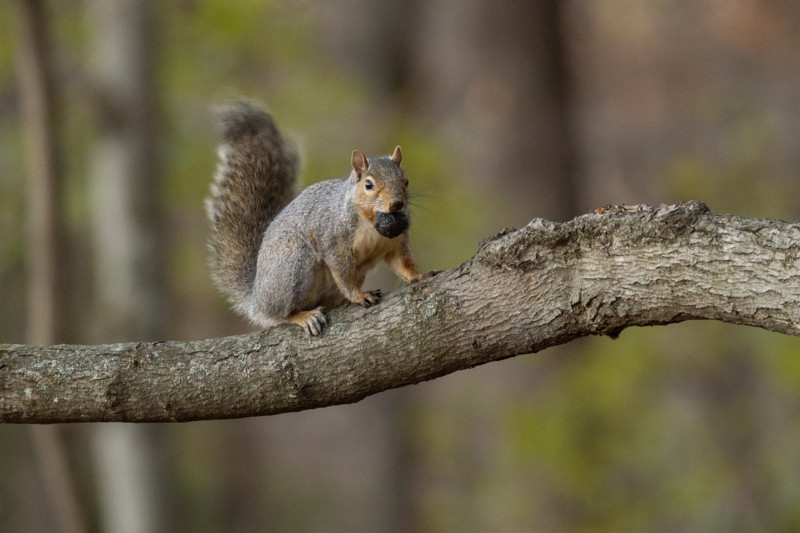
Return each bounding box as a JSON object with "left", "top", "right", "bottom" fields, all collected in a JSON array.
[
  {"left": 352, "top": 217, "right": 398, "bottom": 269},
  {"left": 356, "top": 204, "right": 375, "bottom": 224},
  {"left": 287, "top": 308, "right": 317, "bottom": 325},
  {"left": 389, "top": 249, "right": 421, "bottom": 283},
  {"left": 398, "top": 255, "right": 419, "bottom": 278}
]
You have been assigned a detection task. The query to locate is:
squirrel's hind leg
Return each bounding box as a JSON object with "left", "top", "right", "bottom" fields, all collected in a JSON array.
[{"left": 286, "top": 306, "right": 327, "bottom": 336}]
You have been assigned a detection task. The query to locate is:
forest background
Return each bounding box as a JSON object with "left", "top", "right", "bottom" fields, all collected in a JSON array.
[{"left": 2, "top": 1, "right": 800, "bottom": 532}]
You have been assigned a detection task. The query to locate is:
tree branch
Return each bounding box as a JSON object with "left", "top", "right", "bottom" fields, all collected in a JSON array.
[{"left": 3, "top": 201, "right": 800, "bottom": 423}]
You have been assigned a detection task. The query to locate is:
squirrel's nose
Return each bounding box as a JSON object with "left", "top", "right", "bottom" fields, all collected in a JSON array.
[{"left": 389, "top": 199, "right": 405, "bottom": 212}]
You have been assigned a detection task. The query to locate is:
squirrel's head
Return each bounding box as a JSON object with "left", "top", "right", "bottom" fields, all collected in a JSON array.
[{"left": 351, "top": 146, "right": 410, "bottom": 239}]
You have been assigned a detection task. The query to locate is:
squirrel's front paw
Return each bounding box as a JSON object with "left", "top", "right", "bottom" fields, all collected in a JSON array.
[
  {"left": 411, "top": 270, "right": 441, "bottom": 283},
  {"left": 355, "top": 289, "right": 382, "bottom": 308}
]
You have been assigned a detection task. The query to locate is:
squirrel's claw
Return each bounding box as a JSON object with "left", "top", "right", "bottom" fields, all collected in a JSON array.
[
  {"left": 359, "top": 289, "right": 382, "bottom": 308},
  {"left": 307, "top": 307, "right": 327, "bottom": 336},
  {"left": 290, "top": 306, "right": 327, "bottom": 336}
]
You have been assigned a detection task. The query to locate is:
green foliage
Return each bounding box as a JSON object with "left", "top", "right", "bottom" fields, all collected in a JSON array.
[
  {"left": 663, "top": 112, "right": 800, "bottom": 221},
  {"left": 496, "top": 324, "right": 800, "bottom": 531}
]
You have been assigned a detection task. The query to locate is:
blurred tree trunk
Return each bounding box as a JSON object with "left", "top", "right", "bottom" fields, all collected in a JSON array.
[
  {"left": 85, "top": 1, "right": 166, "bottom": 532},
  {"left": 409, "top": 2, "right": 581, "bottom": 528},
  {"left": 14, "top": 1, "right": 88, "bottom": 532},
  {"left": 17, "top": 0, "right": 64, "bottom": 343},
  {"left": 413, "top": 0, "right": 579, "bottom": 224}
]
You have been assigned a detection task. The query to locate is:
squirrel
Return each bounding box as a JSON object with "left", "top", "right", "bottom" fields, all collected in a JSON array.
[{"left": 206, "top": 101, "right": 437, "bottom": 335}]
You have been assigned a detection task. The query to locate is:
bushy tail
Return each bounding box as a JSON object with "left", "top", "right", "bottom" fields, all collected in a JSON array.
[{"left": 206, "top": 102, "right": 297, "bottom": 312}]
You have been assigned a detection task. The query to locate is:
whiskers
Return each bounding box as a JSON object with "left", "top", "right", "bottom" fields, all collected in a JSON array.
[{"left": 407, "top": 189, "right": 437, "bottom": 214}]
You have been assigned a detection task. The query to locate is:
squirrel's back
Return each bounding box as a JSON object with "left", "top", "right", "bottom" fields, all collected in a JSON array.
[{"left": 206, "top": 102, "right": 298, "bottom": 312}]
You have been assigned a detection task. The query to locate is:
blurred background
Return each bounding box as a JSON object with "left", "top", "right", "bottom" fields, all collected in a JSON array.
[{"left": 2, "top": 0, "right": 800, "bottom": 531}]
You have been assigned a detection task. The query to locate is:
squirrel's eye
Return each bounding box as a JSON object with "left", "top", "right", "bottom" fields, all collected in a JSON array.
[{"left": 365, "top": 179, "right": 374, "bottom": 191}]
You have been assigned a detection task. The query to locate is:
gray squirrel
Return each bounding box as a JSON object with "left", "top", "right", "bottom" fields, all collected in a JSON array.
[{"left": 206, "top": 102, "right": 437, "bottom": 335}]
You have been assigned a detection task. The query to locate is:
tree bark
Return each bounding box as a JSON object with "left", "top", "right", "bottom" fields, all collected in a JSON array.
[{"left": 3, "top": 201, "right": 800, "bottom": 424}]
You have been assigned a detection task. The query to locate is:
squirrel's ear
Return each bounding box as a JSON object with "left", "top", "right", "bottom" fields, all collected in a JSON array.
[
  {"left": 351, "top": 150, "right": 369, "bottom": 180},
  {"left": 391, "top": 146, "right": 402, "bottom": 166}
]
